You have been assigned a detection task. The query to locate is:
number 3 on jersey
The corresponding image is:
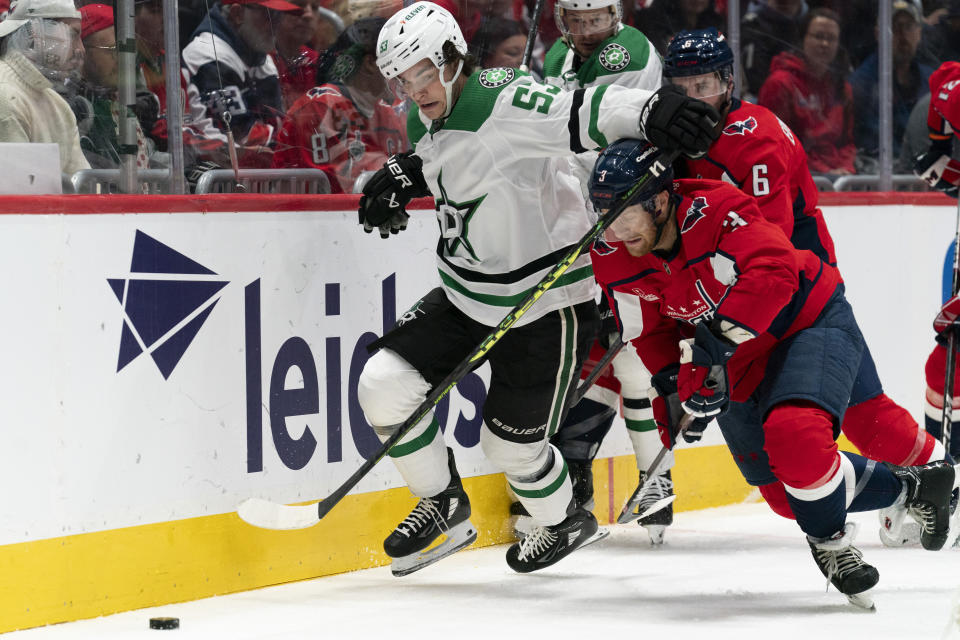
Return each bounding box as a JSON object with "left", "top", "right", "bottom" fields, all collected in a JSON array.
[{"left": 512, "top": 85, "right": 561, "bottom": 114}]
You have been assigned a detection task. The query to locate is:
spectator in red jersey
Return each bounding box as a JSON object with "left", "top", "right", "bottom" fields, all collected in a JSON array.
[
  {"left": 469, "top": 17, "right": 526, "bottom": 68},
  {"left": 132, "top": 0, "right": 229, "bottom": 172},
  {"left": 271, "top": 0, "right": 322, "bottom": 111},
  {"left": 758, "top": 8, "right": 856, "bottom": 176},
  {"left": 272, "top": 17, "right": 407, "bottom": 193}
]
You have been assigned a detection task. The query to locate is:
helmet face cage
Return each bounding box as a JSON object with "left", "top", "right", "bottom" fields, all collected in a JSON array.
[
  {"left": 589, "top": 139, "right": 673, "bottom": 213},
  {"left": 663, "top": 27, "right": 734, "bottom": 81},
  {"left": 555, "top": 0, "right": 621, "bottom": 48},
  {"left": 376, "top": 1, "right": 466, "bottom": 79}
]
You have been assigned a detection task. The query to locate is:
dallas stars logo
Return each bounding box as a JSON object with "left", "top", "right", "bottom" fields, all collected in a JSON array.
[
  {"left": 478, "top": 67, "right": 515, "bottom": 88},
  {"left": 435, "top": 171, "right": 485, "bottom": 261},
  {"left": 599, "top": 43, "right": 630, "bottom": 72}
]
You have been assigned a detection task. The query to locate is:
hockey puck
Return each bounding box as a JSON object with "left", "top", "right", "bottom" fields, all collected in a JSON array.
[{"left": 149, "top": 617, "right": 179, "bottom": 630}]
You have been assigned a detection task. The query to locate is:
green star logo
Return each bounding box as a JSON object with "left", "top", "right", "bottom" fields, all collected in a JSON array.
[
  {"left": 478, "top": 67, "right": 516, "bottom": 88},
  {"left": 435, "top": 170, "right": 486, "bottom": 261},
  {"left": 599, "top": 43, "right": 630, "bottom": 71},
  {"left": 379, "top": 40, "right": 387, "bottom": 53}
]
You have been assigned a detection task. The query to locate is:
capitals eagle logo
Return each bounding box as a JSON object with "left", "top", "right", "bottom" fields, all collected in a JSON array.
[
  {"left": 723, "top": 116, "right": 758, "bottom": 136},
  {"left": 593, "top": 237, "right": 618, "bottom": 256},
  {"left": 680, "top": 196, "right": 709, "bottom": 234}
]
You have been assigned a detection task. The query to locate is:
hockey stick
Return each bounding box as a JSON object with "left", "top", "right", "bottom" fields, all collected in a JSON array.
[
  {"left": 943, "top": 198, "right": 960, "bottom": 455},
  {"left": 238, "top": 151, "right": 681, "bottom": 530},
  {"left": 569, "top": 338, "right": 625, "bottom": 406},
  {"left": 519, "top": 0, "right": 547, "bottom": 72}
]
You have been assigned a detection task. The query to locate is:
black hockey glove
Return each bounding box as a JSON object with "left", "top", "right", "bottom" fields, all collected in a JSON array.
[
  {"left": 914, "top": 138, "right": 960, "bottom": 198},
  {"left": 358, "top": 152, "right": 430, "bottom": 238},
  {"left": 650, "top": 364, "right": 710, "bottom": 446},
  {"left": 597, "top": 296, "right": 620, "bottom": 349},
  {"left": 677, "top": 321, "right": 738, "bottom": 419},
  {"left": 640, "top": 85, "right": 721, "bottom": 159}
]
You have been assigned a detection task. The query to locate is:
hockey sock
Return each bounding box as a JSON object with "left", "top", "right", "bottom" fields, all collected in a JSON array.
[
  {"left": 842, "top": 452, "right": 903, "bottom": 512},
  {"left": 766, "top": 401, "right": 846, "bottom": 538},
  {"left": 551, "top": 398, "right": 616, "bottom": 461},
  {"left": 507, "top": 444, "right": 574, "bottom": 527},
  {"left": 843, "top": 393, "right": 941, "bottom": 465},
  {"left": 374, "top": 415, "right": 451, "bottom": 497}
]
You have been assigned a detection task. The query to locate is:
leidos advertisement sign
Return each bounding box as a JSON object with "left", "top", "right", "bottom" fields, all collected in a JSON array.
[{"left": 0, "top": 210, "right": 508, "bottom": 545}]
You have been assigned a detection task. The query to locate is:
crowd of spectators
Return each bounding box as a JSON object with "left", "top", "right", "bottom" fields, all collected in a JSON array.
[{"left": 1, "top": 0, "right": 960, "bottom": 192}]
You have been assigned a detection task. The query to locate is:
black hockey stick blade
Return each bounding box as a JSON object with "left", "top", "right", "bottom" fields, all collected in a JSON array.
[{"left": 238, "top": 149, "right": 680, "bottom": 531}]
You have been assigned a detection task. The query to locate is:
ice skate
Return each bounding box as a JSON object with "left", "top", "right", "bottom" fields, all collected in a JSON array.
[
  {"left": 807, "top": 522, "right": 879, "bottom": 610},
  {"left": 506, "top": 508, "right": 601, "bottom": 573},
  {"left": 635, "top": 470, "right": 674, "bottom": 544},
  {"left": 509, "top": 500, "right": 610, "bottom": 546},
  {"left": 884, "top": 460, "right": 956, "bottom": 551},
  {"left": 384, "top": 449, "right": 477, "bottom": 577}
]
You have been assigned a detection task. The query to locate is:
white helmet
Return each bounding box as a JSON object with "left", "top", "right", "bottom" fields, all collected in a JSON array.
[
  {"left": 376, "top": 1, "right": 466, "bottom": 78},
  {"left": 555, "top": 0, "right": 622, "bottom": 51}
]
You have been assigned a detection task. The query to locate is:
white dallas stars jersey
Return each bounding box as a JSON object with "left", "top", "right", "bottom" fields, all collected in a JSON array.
[
  {"left": 542, "top": 25, "right": 662, "bottom": 193},
  {"left": 407, "top": 68, "right": 653, "bottom": 327}
]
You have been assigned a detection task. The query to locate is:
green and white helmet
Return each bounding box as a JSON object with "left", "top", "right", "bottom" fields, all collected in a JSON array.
[{"left": 376, "top": 1, "right": 467, "bottom": 79}]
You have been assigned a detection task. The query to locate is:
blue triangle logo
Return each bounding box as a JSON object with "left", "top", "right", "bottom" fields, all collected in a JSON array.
[{"left": 111, "top": 231, "right": 228, "bottom": 378}]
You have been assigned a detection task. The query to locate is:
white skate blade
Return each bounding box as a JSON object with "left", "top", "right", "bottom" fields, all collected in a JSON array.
[
  {"left": 643, "top": 524, "right": 666, "bottom": 546},
  {"left": 630, "top": 495, "right": 677, "bottom": 523},
  {"left": 844, "top": 592, "right": 876, "bottom": 611},
  {"left": 581, "top": 526, "right": 610, "bottom": 548},
  {"left": 391, "top": 520, "right": 478, "bottom": 577},
  {"left": 237, "top": 498, "right": 319, "bottom": 530}
]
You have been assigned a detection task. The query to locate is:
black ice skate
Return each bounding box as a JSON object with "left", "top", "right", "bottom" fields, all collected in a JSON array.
[
  {"left": 384, "top": 449, "right": 477, "bottom": 577},
  {"left": 807, "top": 522, "right": 879, "bottom": 610},
  {"left": 636, "top": 470, "right": 674, "bottom": 545},
  {"left": 569, "top": 460, "right": 595, "bottom": 512},
  {"left": 618, "top": 467, "right": 676, "bottom": 530},
  {"left": 884, "top": 460, "right": 956, "bottom": 551},
  {"left": 506, "top": 508, "right": 600, "bottom": 573}
]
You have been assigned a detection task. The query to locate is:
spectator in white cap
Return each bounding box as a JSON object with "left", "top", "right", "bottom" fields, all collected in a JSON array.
[{"left": 0, "top": 0, "right": 90, "bottom": 174}]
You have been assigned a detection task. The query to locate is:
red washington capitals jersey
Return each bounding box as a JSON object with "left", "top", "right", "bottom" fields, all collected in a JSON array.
[
  {"left": 273, "top": 84, "right": 407, "bottom": 194},
  {"left": 591, "top": 179, "right": 841, "bottom": 401},
  {"left": 928, "top": 61, "right": 960, "bottom": 139},
  {"left": 681, "top": 99, "right": 837, "bottom": 267}
]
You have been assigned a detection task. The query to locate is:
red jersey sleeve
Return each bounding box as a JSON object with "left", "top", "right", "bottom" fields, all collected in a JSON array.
[
  {"left": 928, "top": 61, "right": 960, "bottom": 139},
  {"left": 705, "top": 189, "right": 802, "bottom": 337}
]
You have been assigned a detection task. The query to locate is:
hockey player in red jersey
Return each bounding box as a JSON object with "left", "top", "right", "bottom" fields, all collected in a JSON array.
[
  {"left": 914, "top": 60, "right": 960, "bottom": 462},
  {"left": 662, "top": 29, "right": 953, "bottom": 546},
  {"left": 272, "top": 18, "right": 407, "bottom": 194},
  {"left": 589, "top": 139, "right": 957, "bottom": 607}
]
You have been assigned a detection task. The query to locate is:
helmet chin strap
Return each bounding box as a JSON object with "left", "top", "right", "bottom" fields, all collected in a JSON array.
[
  {"left": 439, "top": 58, "right": 464, "bottom": 119},
  {"left": 650, "top": 193, "right": 680, "bottom": 251}
]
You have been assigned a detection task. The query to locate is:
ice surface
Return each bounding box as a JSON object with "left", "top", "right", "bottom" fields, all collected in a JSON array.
[{"left": 11, "top": 504, "right": 960, "bottom": 640}]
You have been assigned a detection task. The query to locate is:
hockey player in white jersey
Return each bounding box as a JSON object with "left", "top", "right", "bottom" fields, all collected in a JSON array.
[
  {"left": 533, "top": 0, "right": 673, "bottom": 545},
  {"left": 355, "top": 1, "right": 719, "bottom": 575}
]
